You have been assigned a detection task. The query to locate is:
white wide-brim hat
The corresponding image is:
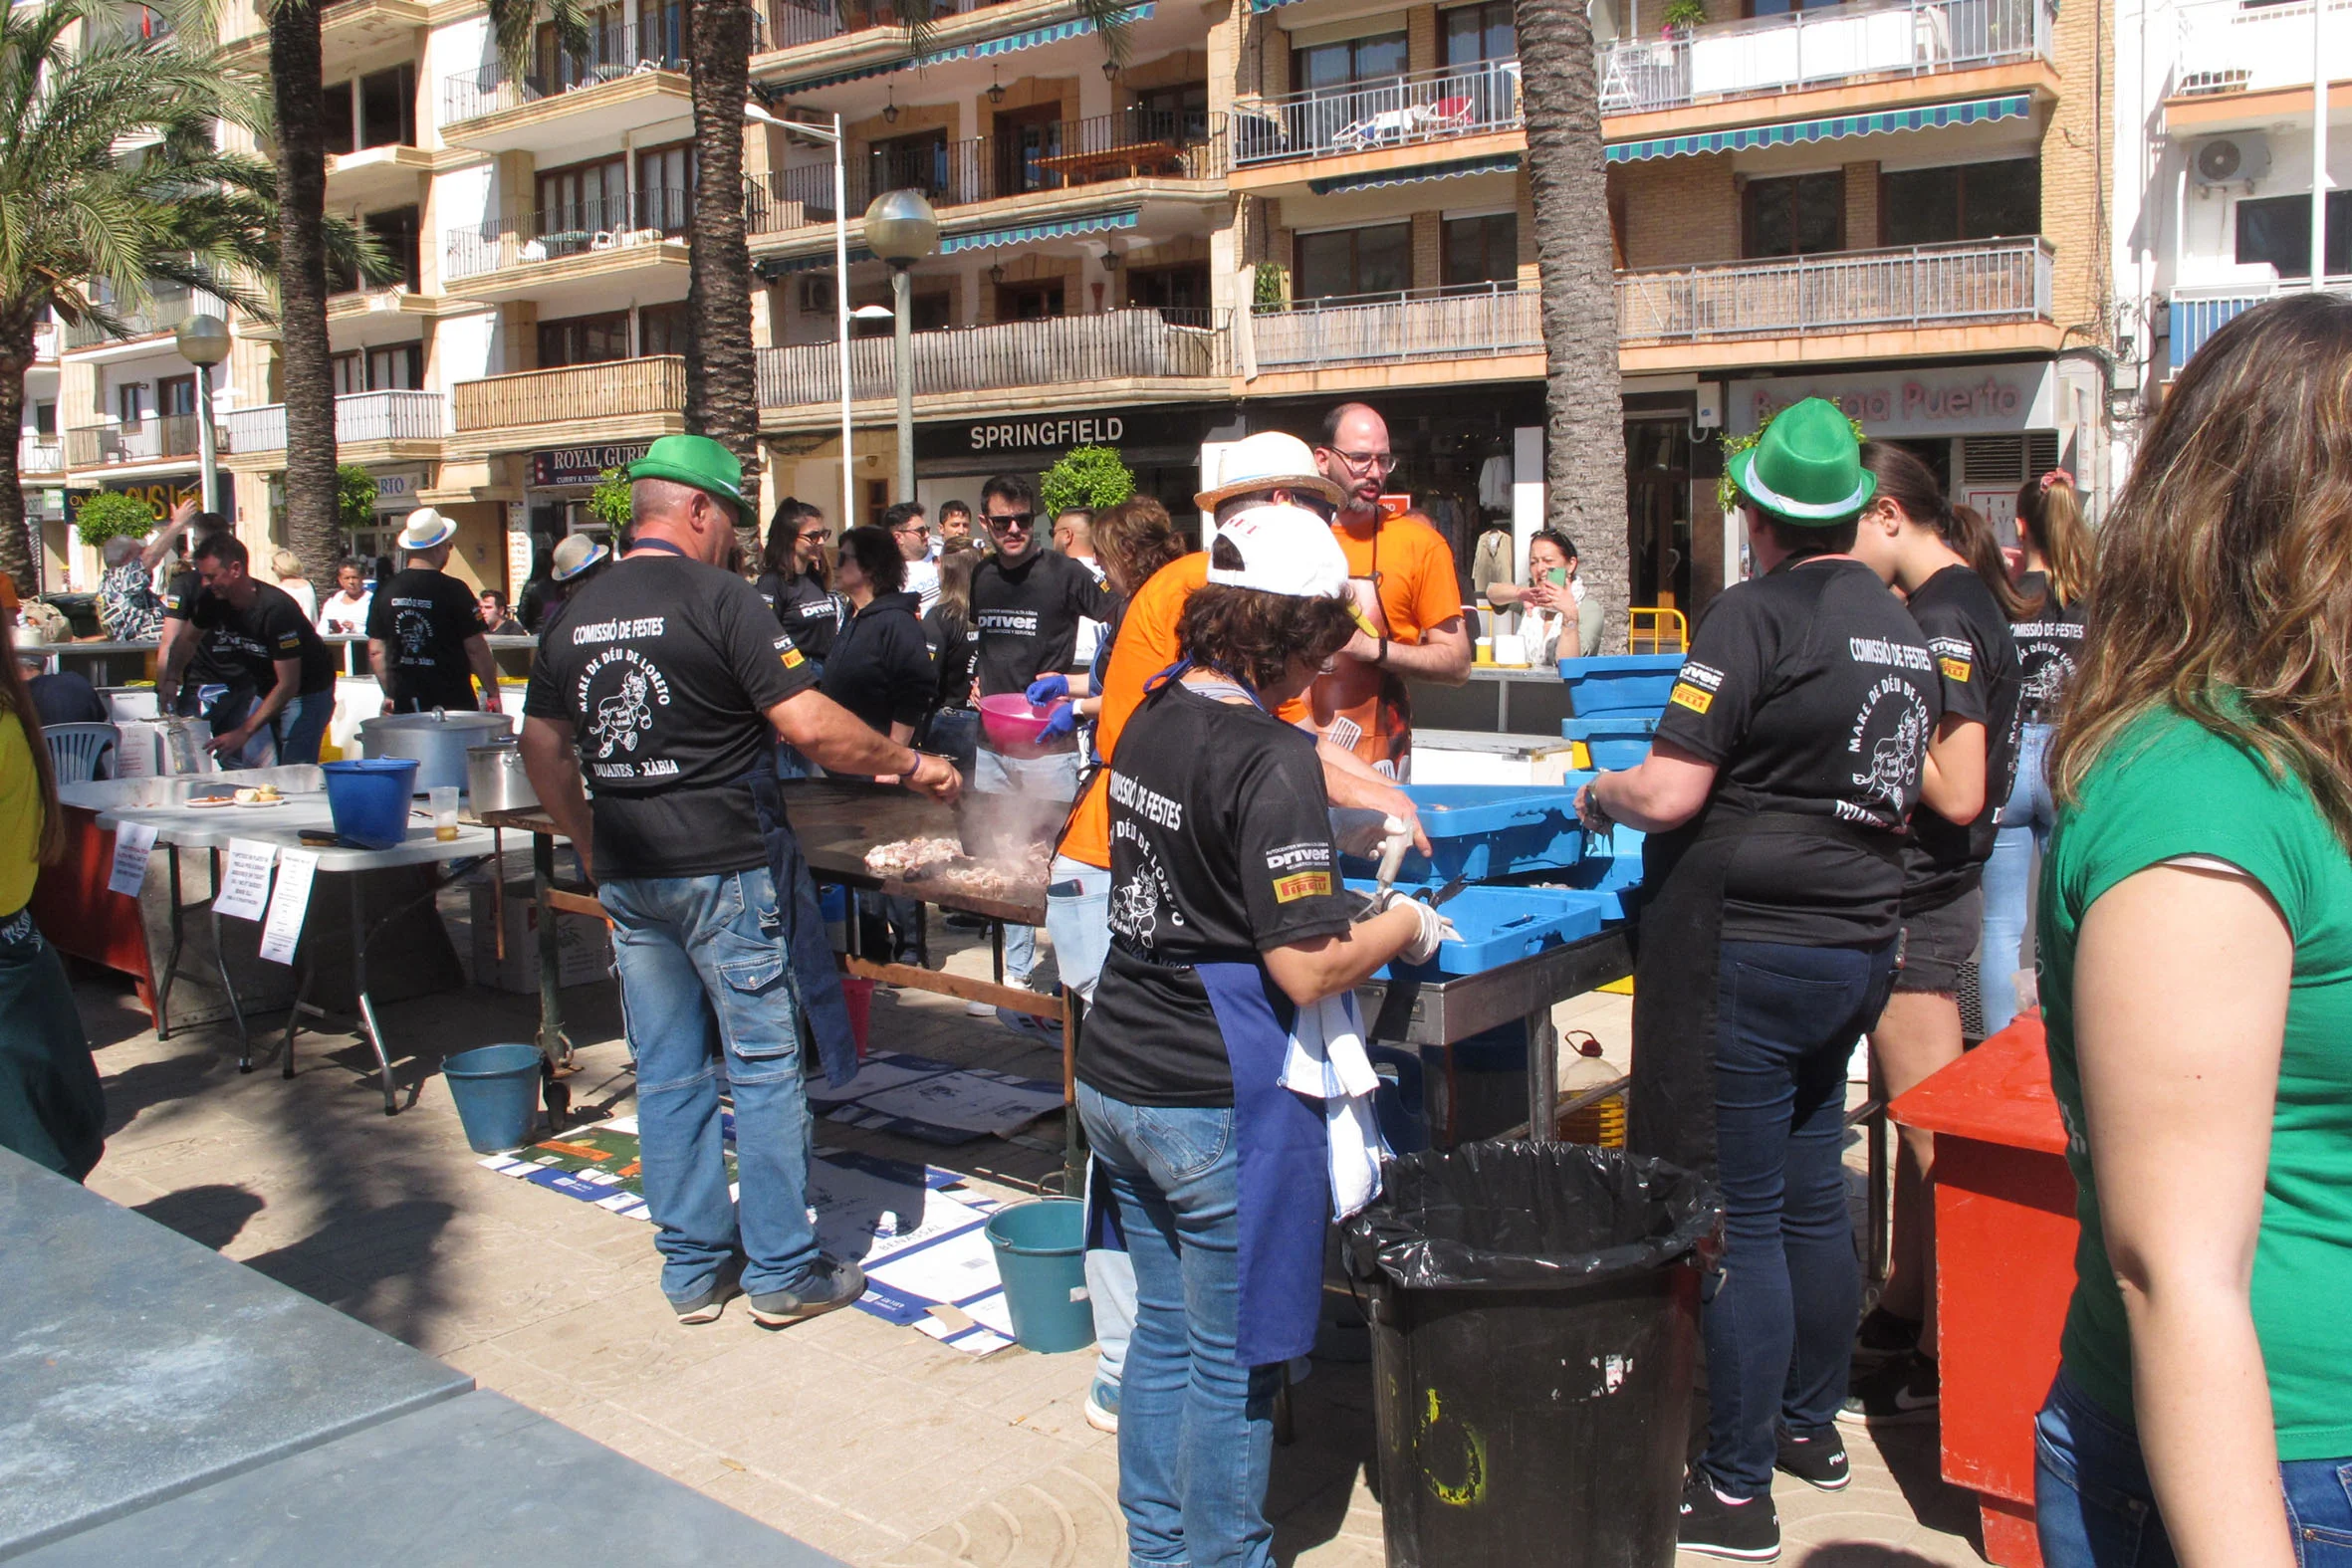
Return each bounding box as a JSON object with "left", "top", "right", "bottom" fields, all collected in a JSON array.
[
  {"left": 1196, "top": 431, "right": 1345, "bottom": 512},
  {"left": 397, "top": 507, "right": 456, "bottom": 552},
  {"left": 1206, "top": 502, "right": 1352, "bottom": 600},
  {"left": 552, "top": 534, "right": 609, "bottom": 581}
]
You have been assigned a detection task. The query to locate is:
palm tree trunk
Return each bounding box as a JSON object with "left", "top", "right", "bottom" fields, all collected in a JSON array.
[
  {"left": 272, "top": 0, "right": 342, "bottom": 582},
  {"left": 685, "top": 0, "right": 759, "bottom": 522},
  {"left": 1517, "top": 0, "right": 1627, "bottom": 654},
  {"left": 0, "top": 321, "right": 32, "bottom": 591}
]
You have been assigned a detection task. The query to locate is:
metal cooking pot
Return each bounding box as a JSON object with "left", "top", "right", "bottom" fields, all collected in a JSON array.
[
  {"left": 466, "top": 737, "right": 538, "bottom": 816},
  {"left": 356, "top": 709, "right": 515, "bottom": 793}
]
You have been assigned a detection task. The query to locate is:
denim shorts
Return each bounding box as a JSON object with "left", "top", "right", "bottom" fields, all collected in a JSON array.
[{"left": 1894, "top": 885, "right": 1984, "bottom": 995}]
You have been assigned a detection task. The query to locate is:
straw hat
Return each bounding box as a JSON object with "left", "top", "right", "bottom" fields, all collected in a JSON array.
[
  {"left": 396, "top": 507, "right": 457, "bottom": 551},
  {"left": 552, "top": 535, "right": 609, "bottom": 582},
  {"left": 1195, "top": 431, "right": 1345, "bottom": 512}
]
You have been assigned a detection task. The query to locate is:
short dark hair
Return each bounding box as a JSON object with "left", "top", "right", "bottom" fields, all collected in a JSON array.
[
  {"left": 1750, "top": 508, "right": 1858, "bottom": 558},
  {"left": 193, "top": 533, "right": 249, "bottom": 570},
  {"left": 1317, "top": 401, "right": 1379, "bottom": 449},
  {"left": 881, "top": 500, "right": 925, "bottom": 533},
  {"left": 839, "top": 525, "right": 906, "bottom": 593},
  {"left": 1179, "top": 548, "right": 1359, "bottom": 693},
  {"left": 940, "top": 499, "right": 972, "bottom": 522},
  {"left": 481, "top": 587, "right": 508, "bottom": 608},
  {"left": 194, "top": 511, "right": 230, "bottom": 536},
  {"left": 980, "top": 474, "right": 1037, "bottom": 514}
]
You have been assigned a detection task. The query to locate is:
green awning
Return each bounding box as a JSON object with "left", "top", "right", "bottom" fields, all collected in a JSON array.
[
  {"left": 938, "top": 208, "right": 1139, "bottom": 253},
  {"left": 1308, "top": 152, "right": 1520, "bottom": 196},
  {"left": 1604, "top": 93, "right": 2032, "bottom": 162},
  {"left": 755, "top": 247, "right": 877, "bottom": 278},
  {"left": 776, "top": 4, "right": 1150, "bottom": 94}
]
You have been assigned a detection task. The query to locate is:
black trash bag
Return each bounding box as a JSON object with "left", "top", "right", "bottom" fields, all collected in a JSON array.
[{"left": 1344, "top": 1138, "right": 1721, "bottom": 1291}]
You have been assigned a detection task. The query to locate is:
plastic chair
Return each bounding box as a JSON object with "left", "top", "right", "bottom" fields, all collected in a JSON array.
[{"left": 44, "top": 722, "right": 118, "bottom": 784}]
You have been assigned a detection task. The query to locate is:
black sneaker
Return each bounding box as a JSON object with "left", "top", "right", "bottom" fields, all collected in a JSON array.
[
  {"left": 1853, "top": 1304, "right": 1923, "bottom": 1365},
  {"left": 1774, "top": 1426, "right": 1851, "bottom": 1491},
  {"left": 747, "top": 1256, "right": 867, "bottom": 1328},
  {"left": 1677, "top": 1472, "right": 1780, "bottom": 1562},
  {"left": 670, "top": 1257, "right": 744, "bottom": 1325},
  {"left": 1838, "top": 1350, "right": 1940, "bottom": 1426}
]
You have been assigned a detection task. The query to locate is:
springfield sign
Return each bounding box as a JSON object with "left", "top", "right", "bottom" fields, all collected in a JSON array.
[
  {"left": 1734, "top": 364, "right": 2056, "bottom": 440},
  {"left": 965, "top": 415, "right": 1124, "bottom": 453}
]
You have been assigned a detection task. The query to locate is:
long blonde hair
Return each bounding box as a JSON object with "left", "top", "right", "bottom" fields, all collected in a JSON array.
[
  {"left": 1, "top": 614, "right": 64, "bottom": 866},
  {"left": 2049, "top": 293, "right": 2352, "bottom": 851},
  {"left": 2015, "top": 470, "right": 2094, "bottom": 608}
]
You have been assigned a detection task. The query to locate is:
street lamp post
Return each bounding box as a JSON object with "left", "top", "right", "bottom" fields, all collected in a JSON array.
[
  {"left": 864, "top": 188, "right": 939, "bottom": 507},
  {"left": 744, "top": 103, "right": 857, "bottom": 533},
  {"left": 174, "top": 313, "right": 232, "bottom": 518}
]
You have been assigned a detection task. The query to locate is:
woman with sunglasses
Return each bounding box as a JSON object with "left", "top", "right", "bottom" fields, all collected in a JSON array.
[{"left": 757, "top": 498, "right": 843, "bottom": 781}]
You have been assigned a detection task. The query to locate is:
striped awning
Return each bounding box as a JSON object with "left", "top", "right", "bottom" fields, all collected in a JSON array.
[
  {"left": 756, "top": 247, "right": 877, "bottom": 277},
  {"left": 1604, "top": 93, "right": 2032, "bottom": 162},
  {"left": 1250, "top": 0, "right": 1299, "bottom": 12},
  {"left": 939, "top": 207, "right": 1139, "bottom": 253},
  {"left": 1308, "top": 152, "right": 1520, "bottom": 196},
  {"left": 778, "top": 4, "right": 1150, "bottom": 94}
]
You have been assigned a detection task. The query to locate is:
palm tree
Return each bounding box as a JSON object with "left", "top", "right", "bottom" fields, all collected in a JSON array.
[
  {"left": 686, "top": 0, "right": 761, "bottom": 514},
  {"left": 0, "top": 0, "right": 281, "bottom": 590},
  {"left": 1516, "top": 0, "right": 1628, "bottom": 652}
]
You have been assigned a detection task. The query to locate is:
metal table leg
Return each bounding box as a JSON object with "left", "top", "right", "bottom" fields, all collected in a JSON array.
[
  {"left": 1525, "top": 1005, "right": 1558, "bottom": 1143},
  {"left": 350, "top": 876, "right": 398, "bottom": 1116},
  {"left": 155, "top": 846, "right": 185, "bottom": 1039},
  {"left": 531, "top": 832, "right": 573, "bottom": 1069}
]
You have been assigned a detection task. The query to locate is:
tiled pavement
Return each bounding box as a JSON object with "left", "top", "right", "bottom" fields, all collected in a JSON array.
[{"left": 69, "top": 906, "right": 1989, "bottom": 1567}]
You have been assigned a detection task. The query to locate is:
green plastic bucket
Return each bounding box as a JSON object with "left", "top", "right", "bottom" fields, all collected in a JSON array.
[
  {"left": 984, "top": 1198, "right": 1095, "bottom": 1353},
  {"left": 442, "top": 1043, "right": 544, "bottom": 1153}
]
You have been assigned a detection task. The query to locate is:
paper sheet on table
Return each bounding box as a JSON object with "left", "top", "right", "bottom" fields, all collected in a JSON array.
[
  {"left": 107, "top": 821, "right": 157, "bottom": 898},
  {"left": 212, "top": 837, "right": 277, "bottom": 922},
  {"left": 257, "top": 848, "right": 319, "bottom": 965}
]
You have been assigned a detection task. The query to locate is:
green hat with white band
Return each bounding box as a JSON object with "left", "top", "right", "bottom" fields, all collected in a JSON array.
[
  {"left": 1729, "top": 397, "right": 1875, "bottom": 524},
  {"left": 628, "top": 434, "right": 746, "bottom": 513}
]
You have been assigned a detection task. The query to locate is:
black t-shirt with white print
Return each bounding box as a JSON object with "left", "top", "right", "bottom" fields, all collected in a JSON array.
[
  {"left": 754, "top": 569, "right": 845, "bottom": 663},
  {"left": 1902, "top": 563, "right": 2023, "bottom": 911},
  {"left": 969, "top": 548, "right": 1113, "bottom": 701},
  {"left": 523, "top": 555, "right": 818, "bottom": 882},
  {"left": 365, "top": 566, "right": 483, "bottom": 712},
  {"left": 1078, "top": 681, "right": 1354, "bottom": 1107},
  {"left": 1652, "top": 558, "right": 1942, "bottom": 947},
  {"left": 173, "top": 581, "right": 335, "bottom": 696},
  {"left": 2008, "top": 569, "right": 2086, "bottom": 719}
]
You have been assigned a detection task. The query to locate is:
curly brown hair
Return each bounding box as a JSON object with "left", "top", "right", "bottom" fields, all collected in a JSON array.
[
  {"left": 1092, "top": 496, "right": 1186, "bottom": 594},
  {"left": 1177, "top": 581, "right": 1357, "bottom": 695}
]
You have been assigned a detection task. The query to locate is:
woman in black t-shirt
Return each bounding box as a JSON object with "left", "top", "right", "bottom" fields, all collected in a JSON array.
[
  {"left": 757, "top": 499, "right": 843, "bottom": 781},
  {"left": 918, "top": 543, "right": 983, "bottom": 777},
  {"left": 1575, "top": 399, "right": 1936, "bottom": 1559},
  {"left": 822, "top": 526, "right": 935, "bottom": 963},
  {"left": 1077, "top": 505, "right": 1440, "bottom": 1568}
]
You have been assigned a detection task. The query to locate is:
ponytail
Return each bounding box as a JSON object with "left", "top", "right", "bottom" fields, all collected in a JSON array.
[
  {"left": 2015, "top": 471, "right": 2094, "bottom": 609},
  {"left": 1948, "top": 504, "right": 2032, "bottom": 619}
]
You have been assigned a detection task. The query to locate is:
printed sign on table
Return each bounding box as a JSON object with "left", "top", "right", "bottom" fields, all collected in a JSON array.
[
  {"left": 257, "top": 848, "right": 319, "bottom": 965},
  {"left": 213, "top": 837, "right": 277, "bottom": 922},
  {"left": 107, "top": 821, "right": 158, "bottom": 898}
]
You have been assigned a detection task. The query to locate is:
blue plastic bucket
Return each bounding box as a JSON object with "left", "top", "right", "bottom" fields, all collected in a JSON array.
[
  {"left": 322, "top": 758, "right": 419, "bottom": 849},
  {"left": 442, "top": 1043, "right": 544, "bottom": 1153},
  {"left": 984, "top": 1199, "right": 1095, "bottom": 1353}
]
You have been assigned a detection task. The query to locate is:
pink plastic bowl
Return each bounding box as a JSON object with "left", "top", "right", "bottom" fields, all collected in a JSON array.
[{"left": 977, "top": 692, "right": 1058, "bottom": 749}]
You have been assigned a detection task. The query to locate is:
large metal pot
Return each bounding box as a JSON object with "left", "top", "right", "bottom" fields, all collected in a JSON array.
[
  {"left": 466, "top": 737, "right": 539, "bottom": 816},
  {"left": 356, "top": 709, "right": 514, "bottom": 793}
]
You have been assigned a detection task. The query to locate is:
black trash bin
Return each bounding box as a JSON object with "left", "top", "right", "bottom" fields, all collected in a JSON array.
[{"left": 1343, "top": 1139, "right": 1720, "bottom": 1567}]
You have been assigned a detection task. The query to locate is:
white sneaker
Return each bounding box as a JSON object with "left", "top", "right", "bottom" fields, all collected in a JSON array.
[{"left": 965, "top": 1000, "right": 997, "bottom": 1017}]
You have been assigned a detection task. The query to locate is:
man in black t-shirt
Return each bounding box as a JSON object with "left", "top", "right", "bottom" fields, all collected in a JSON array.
[
  {"left": 366, "top": 509, "right": 501, "bottom": 715},
  {"left": 156, "top": 534, "right": 338, "bottom": 767},
  {"left": 520, "top": 435, "right": 959, "bottom": 1333},
  {"left": 154, "top": 506, "right": 251, "bottom": 738}
]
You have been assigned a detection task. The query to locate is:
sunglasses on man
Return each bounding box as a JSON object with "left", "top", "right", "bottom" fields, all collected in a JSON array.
[{"left": 986, "top": 511, "right": 1036, "bottom": 531}]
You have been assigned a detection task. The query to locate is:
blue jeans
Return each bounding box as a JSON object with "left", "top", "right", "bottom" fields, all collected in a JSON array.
[
  {"left": 2035, "top": 1368, "right": 2352, "bottom": 1565},
  {"left": 1980, "top": 721, "right": 2054, "bottom": 1035},
  {"left": 973, "top": 746, "right": 1080, "bottom": 984},
  {"left": 1077, "top": 1084, "right": 1277, "bottom": 1568},
  {"left": 598, "top": 865, "right": 820, "bottom": 1305},
  {"left": 266, "top": 689, "right": 333, "bottom": 767},
  {"left": 1702, "top": 938, "right": 1899, "bottom": 1498}
]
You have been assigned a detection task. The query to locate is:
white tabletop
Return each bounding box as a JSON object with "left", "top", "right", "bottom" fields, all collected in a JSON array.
[{"left": 69, "top": 768, "right": 505, "bottom": 873}]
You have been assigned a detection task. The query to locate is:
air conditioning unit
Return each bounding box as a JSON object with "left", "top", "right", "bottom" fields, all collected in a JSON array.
[
  {"left": 2193, "top": 133, "right": 2270, "bottom": 189},
  {"left": 797, "top": 275, "right": 835, "bottom": 314}
]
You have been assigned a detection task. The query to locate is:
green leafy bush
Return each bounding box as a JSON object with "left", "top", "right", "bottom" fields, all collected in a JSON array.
[
  {"left": 588, "top": 466, "right": 633, "bottom": 534},
  {"left": 1040, "top": 445, "right": 1136, "bottom": 519},
  {"left": 337, "top": 464, "right": 377, "bottom": 532},
  {"left": 1661, "top": 0, "right": 1708, "bottom": 29},
  {"left": 73, "top": 491, "right": 157, "bottom": 549}
]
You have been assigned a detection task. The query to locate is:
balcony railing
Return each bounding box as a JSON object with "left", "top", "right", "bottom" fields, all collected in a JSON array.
[
  {"left": 442, "top": 18, "right": 748, "bottom": 124},
  {"left": 758, "top": 309, "right": 1227, "bottom": 405},
  {"left": 1233, "top": 59, "right": 1521, "bottom": 168},
  {"left": 757, "top": 0, "right": 984, "bottom": 51},
  {"left": 2174, "top": 0, "right": 2352, "bottom": 98},
  {"left": 32, "top": 322, "right": 58, "bottom": 360},
  {"left": 2168, "top": 277, "right": 2352, "bottom": 371},
  {"left": 445, "top": 189, "right": 691, "bottom": 281},
  {"left": 1597, "top": 0, "right": 2054, "bottom": 116},
  {"left": 63, "top": 413, "right": 211, "bottom": 467},
  {"left": 19, "top": 438, "right": 63, "bottom": 475},
  {"left": 218, "top": 389, "right": 449, "bottom": 454},
  {"left": 60, "top": 289, "right": 198, "bottom": 350},
  {"left": 748, "top": 113, "right": 1226, "bottom": 236},
  {"left": 1615, "top": 238, "right": 2053, "bottom": 341},
  {"left": 1252, "top": 284, "right": 1539, "bottom": 367},
  {"left": 453, "top": 354, "right": 685, "bottom": 432}
]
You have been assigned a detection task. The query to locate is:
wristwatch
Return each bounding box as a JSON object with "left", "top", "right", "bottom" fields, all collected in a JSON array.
[{"left": 1374, "top": 636, "right": 1391, "bottom": 666}]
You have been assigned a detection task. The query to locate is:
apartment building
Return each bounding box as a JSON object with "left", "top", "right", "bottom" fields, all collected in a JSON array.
[
  {"left": 2112, "top": 0, "right": 2345, "bottom": 447},
  {"left": 60, "top": 0, "right": 2109, "bottom": 613}
]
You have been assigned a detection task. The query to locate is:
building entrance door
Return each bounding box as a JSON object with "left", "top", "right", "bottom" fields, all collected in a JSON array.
[{"left": 1625, "top": 416, "right": 1691, "bottom": 608}]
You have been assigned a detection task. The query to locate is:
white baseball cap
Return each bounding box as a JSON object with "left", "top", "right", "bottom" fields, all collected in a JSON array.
[
  {"left": 1195, "top": 431, "right": 1345, "bottom": 512},
  {"left": 397, "top": 508, "right": 456, "bottom": 551},
  {"left": 1206, "top": 502, "right": 1351, "bottom": 600}
]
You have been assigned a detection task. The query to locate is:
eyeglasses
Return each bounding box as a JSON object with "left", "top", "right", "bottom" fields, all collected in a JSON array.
[
  {"left": 890, "top": 522, "right": 927, "bottom": 536},
  {"left": 987, "top": 511, "right": 1035, "bottom": 531},
  {"left": 1325, "top": 449, "right": 1398, "bottom": 475},
  {"left": 797, "top": 530, "right": 828, "bottom": 544}
]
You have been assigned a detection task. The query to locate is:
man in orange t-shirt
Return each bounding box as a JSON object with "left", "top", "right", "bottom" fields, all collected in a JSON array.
[{"left": 1310, "top": 402, "right": 1474, "bottom": 781}]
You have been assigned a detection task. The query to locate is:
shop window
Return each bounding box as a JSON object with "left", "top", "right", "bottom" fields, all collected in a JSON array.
[
  {"left": 1294, "top": 223, "right": 1412, "bottom": 301},
  {"left": 1126, "top": 263, "right": 1211, "bottom": 316},
  {"left": 1294, "top": 31, "right": 1410, "bottom": 92},
  {"left": 1880, "top": 159, "right": 2039, "bottom": 246},
  {"left": 997, "top": 280, "right": 1065, "bottom": 321},
  {"left": 538, "top": 310, "right": 632, "bottom": 368},
  {"left": 537, "top": 154, "right": 628, "bottom": 232},
  {"left": 1744, "top": 171, "right": 1843, "bottom": 258},
  {"left": 1130, "top": 82, "right": 1210, "bottom": 143},
  {"left": 639, "top": 301, "right": 692, "bottom": 356},
  {"left": 1443, "top": 1, "right": 1516, "bottom": 65},
  {"left": 636, "top": 142, "right": 695, "bottom": 233},
  {"left": 322, "top": 80, "right": 354, "bottom": 157},
  {"left": 357, "top": 64, "right": 415, "bottom": 148},
  {"left": 2235, "top": 190, "right": 2352, "bottom": 279},
  {"left": 870, "top": 129, "right": 950, "bottom": 197},
  {"left": 1442, "top": 212, "right": 1519, "bottom": 289}
]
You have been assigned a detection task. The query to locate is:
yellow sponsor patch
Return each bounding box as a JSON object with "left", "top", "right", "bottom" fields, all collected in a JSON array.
[
  {"left": 1938, "top": 656, "right": 1972, "bottom": 683},
  {"left": 1273, "top": 871, "right": 1331, "bottom": 904},
  {"left": 781, "top": 648, "right": 807, "bottom": 669},
  {"left": 1668, "top": 682, "right": 1714, "bottom": 714}
]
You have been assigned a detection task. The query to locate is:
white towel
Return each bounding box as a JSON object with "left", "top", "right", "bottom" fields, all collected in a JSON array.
[{"left": 1279, "top": 991, "right": 1388, "bottom": 1220}]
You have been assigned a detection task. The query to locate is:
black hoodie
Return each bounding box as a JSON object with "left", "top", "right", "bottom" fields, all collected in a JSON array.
[{"left": 820, "top": 589, "right": 935, "bottom": 741}]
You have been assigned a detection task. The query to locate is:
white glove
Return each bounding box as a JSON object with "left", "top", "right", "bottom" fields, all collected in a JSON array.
[{"left": 1376, "top": 890, "right": 1458, "bottom": 965}]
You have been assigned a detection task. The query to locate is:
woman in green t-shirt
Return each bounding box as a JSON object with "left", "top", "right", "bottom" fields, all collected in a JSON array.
[{"left": 2033, "top": 293, "right": 2352, "bottom": 1567}]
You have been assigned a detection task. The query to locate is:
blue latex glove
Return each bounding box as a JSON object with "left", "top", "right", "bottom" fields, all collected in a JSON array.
[
  {"left": 1027, "top": 673, "right": 1069, "bottom": 705},
  {"left": 1038, "top": 701, "right": 1078, "bottom": 739}
]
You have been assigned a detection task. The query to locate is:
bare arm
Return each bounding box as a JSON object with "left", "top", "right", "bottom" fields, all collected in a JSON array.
[
  {"left": 769, "top": 689, "right": 959, "bottom": 800},
  {"left": 1340, "top": 615, "right": 1474, "bottom": 686},
  {"left": 1261, "top": 903, "right": 1423, "bottom": 1008},
  {"left": 518, "top": 716, "right": 594, "bottom": 882},
  {"left": 2075, "top": 865, "right": 2296, "bottom": 1568},
  {"left": 1578, "top": 737, "right": 1719, "bottom": 833},
  {"left": 464, "top": 634, "right": 503, "bottom": 713},
  {"left": 140, "top": 500, "right": 196, "bottom": 570},
  {"left": 1315, "top": 739, "right": 1430, "bottom": 855},
  {"left": 154, "top": 617, "right": 192, "bottom": 705},
  {"left": 367, "top": 639, "right": 393, "bottom": 713},
  {"left": 1919, "top": 714, "right": 1987, "bottom": 823}
]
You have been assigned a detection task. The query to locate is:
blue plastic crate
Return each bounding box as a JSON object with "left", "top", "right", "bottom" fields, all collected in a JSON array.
[
  {"left": 1341, "top": 781, "right": 1599, "bottom": 884},
  {"left": 1544, "top": 824, "right": 1646, "bottom": 921},
  {"left": 1347, "top": 879, "right": 1608, "bottom": 977},
  {"left": 1562, "top": 715, "right": 1660, "bottom": 770},
  {"left": 1559, "top": 653, "right": 1685, "bottom": 717}
]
